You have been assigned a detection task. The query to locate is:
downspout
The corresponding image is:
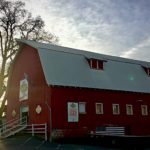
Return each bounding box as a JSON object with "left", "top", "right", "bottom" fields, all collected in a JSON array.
[
  {"left": 45, "top": 100, "right": 52, "bottom": 142},
  {"left": 45, "top": 85, "right": 52, "bottom": 142}
]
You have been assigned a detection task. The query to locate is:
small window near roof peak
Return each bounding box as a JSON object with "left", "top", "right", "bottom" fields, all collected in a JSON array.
[
  {"left": 87, "top": 58, "right": 104, "bottom": 70},
  {"left": 142, "top": 66, "right": 150, "bottom": 76}
]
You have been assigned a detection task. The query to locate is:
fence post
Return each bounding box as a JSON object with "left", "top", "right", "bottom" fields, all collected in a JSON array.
[{"left": 32, "top": 124, "right": 34, "bottom": 136}]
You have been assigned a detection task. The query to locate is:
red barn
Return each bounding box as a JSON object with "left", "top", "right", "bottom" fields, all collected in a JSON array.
[{"left": 6, "top": 39, "right": 150, "bottom": 139}]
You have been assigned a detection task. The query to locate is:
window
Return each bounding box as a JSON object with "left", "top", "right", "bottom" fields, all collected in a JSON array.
[
  {"left": 126, "top": 104, "right": 133, "bottom": 115},
  {"left": 91, "top": 59, "right": 97, "bottom": 69},
  {"left": 142, "top": 66, "right": 150, "bottom": 76},
  {"left": 141, "top": 105, "right": 148, "bottom": 116},
  {"left": 96, "top": 103, "right": 103, "bottom": 114},
  {"left": 112, "top": 104, "right": 120, "bottom": 115},
  {"left": 87, "top": 58, "right": 104, "bottom": 70},
  {"left": 79, "top": 102, "right": 86, "bottom": 114},
  {"left": 98, "top": 60, "right": 103, "bottom": 70}
]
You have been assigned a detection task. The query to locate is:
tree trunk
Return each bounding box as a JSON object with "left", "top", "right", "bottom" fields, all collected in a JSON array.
[
  {"left": 0, "top": 96, "right": 6, "bottom": 118},
  {"left": 0, "top": 57, "right": 6, "bottom": 98}
]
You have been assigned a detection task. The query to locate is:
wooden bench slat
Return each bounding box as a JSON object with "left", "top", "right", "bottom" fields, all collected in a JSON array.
[{"left": 95, "top": 126, "right": 125, "bottom": 136}]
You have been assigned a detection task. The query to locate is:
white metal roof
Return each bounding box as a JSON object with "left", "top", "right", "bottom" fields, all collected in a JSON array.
[{"left": 17, "top": 39, "right": 150, "bottom": 93}]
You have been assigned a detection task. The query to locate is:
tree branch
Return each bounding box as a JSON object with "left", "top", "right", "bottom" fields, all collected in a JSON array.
[
  {"left": 0, "top": 0, "right": 59, "bottom": 118},
  {"left": 0, "top": 31, "right": 4, "bottom": 57}
]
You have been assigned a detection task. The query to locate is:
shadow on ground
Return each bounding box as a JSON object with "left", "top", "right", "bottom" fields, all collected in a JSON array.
[{"left": 0, "top": 135, "right": 150, "bottom": 150}]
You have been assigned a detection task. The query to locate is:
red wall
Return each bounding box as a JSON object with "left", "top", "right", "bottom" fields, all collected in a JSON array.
[
  {"left": 51, "top": 87, "right": 150, "bottom": 136},
  {"left": 7, "top": 45, "right": 50, "bottom": 128}
]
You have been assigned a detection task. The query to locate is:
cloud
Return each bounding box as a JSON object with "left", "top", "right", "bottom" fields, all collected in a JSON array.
[
  {"left": 121, "top": 37, "right": 150, "bottom": 61},
  {"left": 19, "top": 0, "right": 150, "bottom": 61}
]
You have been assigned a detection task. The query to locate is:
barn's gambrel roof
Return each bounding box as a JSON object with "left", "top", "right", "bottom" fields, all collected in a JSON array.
[{"left": 17, "top": 39, "right": 150, "bottom": 93}]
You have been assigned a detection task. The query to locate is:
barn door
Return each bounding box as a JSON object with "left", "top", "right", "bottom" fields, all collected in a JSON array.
[{"left": 20, "top": 106, "right": 29, "bottom": 124}]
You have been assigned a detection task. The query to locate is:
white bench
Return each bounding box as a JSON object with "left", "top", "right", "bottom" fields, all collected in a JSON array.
[{"left": 95, "top": 126, "right": 125, "bottom": 136}]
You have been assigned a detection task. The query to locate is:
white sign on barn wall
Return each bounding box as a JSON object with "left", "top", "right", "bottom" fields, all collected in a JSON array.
[
  {"left": 19, "top": 79, "right": 28, "bottom": 101},
  {"left": 68, "top": 102, "right": 79, "bottom": 122}
]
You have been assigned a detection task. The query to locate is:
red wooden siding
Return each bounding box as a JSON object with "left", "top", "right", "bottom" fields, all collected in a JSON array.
[
  {"left": 51, "top": 87, "right": 150, "bottom": 136},
  {"left": 7, "top": 45, "right": 50, "bottom": 128}
]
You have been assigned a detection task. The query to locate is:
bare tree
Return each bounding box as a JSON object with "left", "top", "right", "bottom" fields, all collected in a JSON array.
[{"left": 0, "top": 0, "right": 58, "bottom": 117}]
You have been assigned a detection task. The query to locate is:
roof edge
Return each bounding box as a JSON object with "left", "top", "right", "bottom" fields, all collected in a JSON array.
[{"left": 16, "top": 38, "right": 150, "bottom": 67}]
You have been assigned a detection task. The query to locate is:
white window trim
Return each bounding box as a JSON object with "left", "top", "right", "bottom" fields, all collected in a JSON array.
[
  {"left": 97, "top": 60, "right": 99, "bottom": 69},
  {"left": 96, "top": 103, "right": 103, "bottom": 114},
  {"left": 112, "top": 104, "right": 120, "bottom": 115},
  {"left": 90, "top": 59, "right": 92, "bottom": 68},
  {"left": 79, "top": 102, "right": 86, "bottom": 114},
  {"left": 126, "top": 104, "right": 133, "bottom": 115},
  {"left": 91, "top": 59, "right": 97, "bottom": 69},
  {"left": 141, "top": 105, "right": 148, "bottom": 116},
  {"left": 147, "top": 68, "right": 150, "bottom": 76},
  {"left": 89, "top": 59, "right": 103, "bottom": 70}
]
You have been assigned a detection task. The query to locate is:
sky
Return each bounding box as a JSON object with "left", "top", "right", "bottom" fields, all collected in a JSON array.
[{"left": 19, "top": 0, "right": 150, "bottom": 62}]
